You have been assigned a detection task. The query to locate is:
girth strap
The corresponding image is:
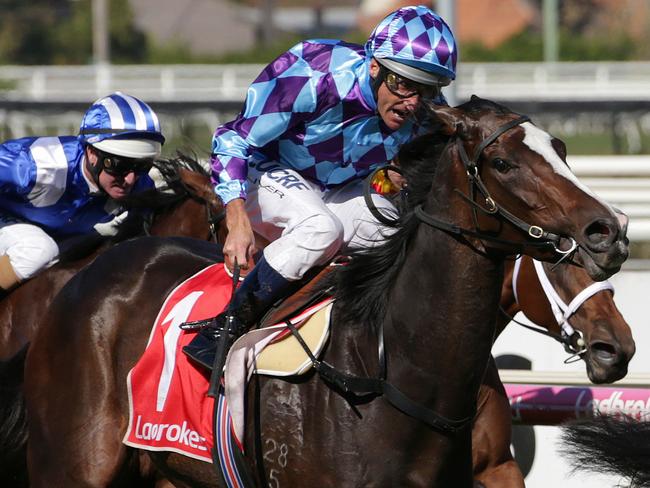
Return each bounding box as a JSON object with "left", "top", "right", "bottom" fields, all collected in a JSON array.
[{"left": 283, "top": 319, "right": 473, "bottom": 435}]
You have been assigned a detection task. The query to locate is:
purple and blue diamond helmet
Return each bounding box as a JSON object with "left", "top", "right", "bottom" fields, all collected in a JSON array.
[
  {"left": 366, "top": 5, "right": 458, "bottom": 86},
  {"left": 78, "top": 91, "right": 165, "bottom": 159}
]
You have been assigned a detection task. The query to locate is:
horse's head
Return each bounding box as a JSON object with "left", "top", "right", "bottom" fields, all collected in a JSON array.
[
  {"left": 513, "top": 256, "right": 635, "bottom": 384},
  {"left": 426, "top": 96, "right": 628, "bottom": 281},
  {"left": 148, "top": 155, "right": 225, "bottom": 241}
]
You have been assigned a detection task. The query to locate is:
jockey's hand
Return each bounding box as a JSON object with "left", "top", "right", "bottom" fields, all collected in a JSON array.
[
  {"left": 93, "top": 210, "right": 129, "bottom": 236},
  {"left": 223, "top": 199, "right": 256, "bottom": 273}
]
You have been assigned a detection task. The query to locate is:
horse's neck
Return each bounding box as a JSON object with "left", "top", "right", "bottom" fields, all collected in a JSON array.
[
  {"left": 495, "top": 259, "right": 518, "bottom": 337},
  {"left": 386, "top": 153, "right": 503, "bottom": 415}
]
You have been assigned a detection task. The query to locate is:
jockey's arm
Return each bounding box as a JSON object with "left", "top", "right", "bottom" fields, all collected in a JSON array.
[{"left": 223, "top": 198, "right": 256, "bottom": 271}]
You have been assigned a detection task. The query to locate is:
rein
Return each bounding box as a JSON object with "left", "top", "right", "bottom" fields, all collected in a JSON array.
[
  {"left": 339, "top": 116, "right": 581, "bottom": 435},
  {"left": 416, "top": 116, "right": 578, "bottom": 262},
  {"left": 364, "top": 116, "right": 579, "bottom": 264},
  {"left": 503, "top": 255, "right": 615, "bottom": 360}
]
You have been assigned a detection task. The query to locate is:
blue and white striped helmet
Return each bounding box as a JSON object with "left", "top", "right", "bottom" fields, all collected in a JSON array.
[
  {"left": 366, "top": 6, "right": 457, "bottom": 86},
  {"left": 79, "top": 92, "right": 165, "bottom": 159}
]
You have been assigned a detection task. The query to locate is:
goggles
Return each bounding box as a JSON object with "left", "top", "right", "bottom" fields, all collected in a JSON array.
[
  {"left": 383, "top": 70, "right": 441, "bottom": 101},
  {"left": 96, "top": 149, "right": 153, "bottom": 177}
]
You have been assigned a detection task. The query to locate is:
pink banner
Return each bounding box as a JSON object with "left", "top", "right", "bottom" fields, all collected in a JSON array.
[{"left": 505, "top": 383, "right": 650, "bottom": 425}]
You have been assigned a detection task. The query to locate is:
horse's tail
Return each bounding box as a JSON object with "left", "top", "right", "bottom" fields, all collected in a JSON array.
[
  {"left": 0, "top": 346, "right": 29, "bottom": 487},
  {"left": 561, "top": 415, "right": 650, "bottom": 487}
]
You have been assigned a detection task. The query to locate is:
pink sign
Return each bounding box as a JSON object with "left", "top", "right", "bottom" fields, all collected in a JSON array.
[{"left": 505, "top": 383, "right": 650, "bottom": 425}]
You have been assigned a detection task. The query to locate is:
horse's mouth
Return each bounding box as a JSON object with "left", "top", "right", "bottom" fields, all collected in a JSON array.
[
  {"left": 575, "top": 241, "right": 628, "bottom": 281},
  {"left": 585, "top": 340, "right": 633, "bottom": 384}
]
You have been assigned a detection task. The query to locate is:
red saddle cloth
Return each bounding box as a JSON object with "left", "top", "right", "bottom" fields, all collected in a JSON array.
[
  {"left": 123, "top": 263, "right": 234, "bottom": 462},
  {"left": 123, "top": 261, "right": 333, "bottom": 469}
]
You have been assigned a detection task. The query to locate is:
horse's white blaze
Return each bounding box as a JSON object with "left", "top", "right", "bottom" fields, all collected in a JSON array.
[{"left": 521, "top": 122, "right": 608, "bottom": 207}]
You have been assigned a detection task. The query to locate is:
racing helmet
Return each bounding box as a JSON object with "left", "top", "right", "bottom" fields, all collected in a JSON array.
[
  {"left": 79, "top": 91, "right": 165, "bottom": 159},
  {"left": 366, "top": 6, "right": 457, "bottom": 86}
]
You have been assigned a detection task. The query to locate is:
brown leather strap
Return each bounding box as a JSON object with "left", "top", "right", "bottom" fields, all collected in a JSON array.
[{"left": 261, "top": 264, "right": 337, "bottom": 327}]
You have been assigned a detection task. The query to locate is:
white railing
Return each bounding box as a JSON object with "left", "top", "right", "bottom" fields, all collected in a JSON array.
[
  {"left": 500, "top": 369, "right": 650, "bottom": 387},
  {"left": 569, "top": 155, "right": 650, "bottom": 241},
  {"left": 2, "top": 61, "right": 650, "bottom": 103}
]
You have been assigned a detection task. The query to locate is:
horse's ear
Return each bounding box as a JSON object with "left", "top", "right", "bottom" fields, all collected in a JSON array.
[{"left": 427, "top": 104, "right": 462, "bottom": 136}]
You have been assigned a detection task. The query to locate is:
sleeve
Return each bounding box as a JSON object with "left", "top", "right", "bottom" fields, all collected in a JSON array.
[
  {"left": 210, "top": 45, "right": 321, "bottom": 204},
  {"left": 0, "top": 139, "right": 36, "bottom": 196}
]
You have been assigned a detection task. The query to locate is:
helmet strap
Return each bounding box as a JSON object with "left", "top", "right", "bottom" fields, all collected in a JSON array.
[{"left": 84, "top": 146, "right": 107, "bottom": 196}]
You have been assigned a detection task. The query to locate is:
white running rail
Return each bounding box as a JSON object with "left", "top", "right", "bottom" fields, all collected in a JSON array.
[{"left": 2, "top": 61, "right": 650, "bottom": 102}]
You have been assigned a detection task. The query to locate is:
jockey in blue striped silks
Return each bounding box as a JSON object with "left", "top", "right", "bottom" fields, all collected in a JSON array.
[
  {"left": 183, "top": 5, "right": 459, "bottom": 371},
  {"left": 0, "top": 92, "right": 165, "bottom": 294}
]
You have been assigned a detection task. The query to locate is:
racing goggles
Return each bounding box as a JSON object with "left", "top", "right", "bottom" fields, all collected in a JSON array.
[
  {"left": 97, "top": 150, "right": 154, "bottom": 177},
  {"left": 383, "top": 70, "right": 442, "bottom": 101}
]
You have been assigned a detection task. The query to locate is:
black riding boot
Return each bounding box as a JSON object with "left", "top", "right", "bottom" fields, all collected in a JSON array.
[{"left": 182, "top": 257, "right": 291, "bottom": 370}]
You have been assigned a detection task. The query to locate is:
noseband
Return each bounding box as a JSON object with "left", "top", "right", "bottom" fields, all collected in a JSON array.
[
  {"left": 507, "top": 256, "right": 614, "bottom": 359},
  {"left": 417, "top": 116, "right": 578, "bottom": 262}
]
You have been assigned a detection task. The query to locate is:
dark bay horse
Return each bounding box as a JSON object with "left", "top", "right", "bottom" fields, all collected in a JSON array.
[
  {"left": 24, "top": 97, "right": 629, "bottom": 487},
  {"left": 472, "top": 254, "right": 635, "bottom": 487},
  {"left": 0, "top": 155, "right": 220, "bottom": 363},
  {"left": 0, "top": 155, "right": 222, "bottom": 487}
]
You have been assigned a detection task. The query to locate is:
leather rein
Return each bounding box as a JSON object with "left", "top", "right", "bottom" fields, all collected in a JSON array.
[
  {"left": 366, "top": 116, "right": 579, "bottom": 264},
  {"left": 322, "top": 116, "right": 580, "bottom": 435}
]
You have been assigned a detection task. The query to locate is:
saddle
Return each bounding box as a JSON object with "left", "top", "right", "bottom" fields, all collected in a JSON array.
[{"left": 259, "top": 260, "right": 340, "bottom": 328}]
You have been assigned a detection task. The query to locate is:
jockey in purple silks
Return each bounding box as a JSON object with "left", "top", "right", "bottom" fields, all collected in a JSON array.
[
  {"left": 183, "top": 5, "right": 459, "bottom": 370},
  {"left": 0, "top": 92, "right": 164, "bottom": 297}
]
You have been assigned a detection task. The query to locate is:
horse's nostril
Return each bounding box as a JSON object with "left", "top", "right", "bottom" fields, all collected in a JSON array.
[
  {"left": 585, "top": 220, "right": 610, "bottom": 240},
  {"left": 590, "top": 341, "right": 617, "bottom": 363},
  {"left": 583, "top": 219, "right": 617, "bottom": 249}
]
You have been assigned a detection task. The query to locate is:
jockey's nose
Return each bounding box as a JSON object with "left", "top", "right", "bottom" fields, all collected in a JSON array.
[
  {"left": 403, "top": 96, "right": 420, "bottom": 112},
  {"left": 122, "top": 171, "right": 138, "bottom": 184}
]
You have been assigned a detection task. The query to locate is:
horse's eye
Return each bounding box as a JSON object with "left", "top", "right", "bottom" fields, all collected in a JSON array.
[{"left": 492, "top": 158, "right": 511, "bottom": 173}]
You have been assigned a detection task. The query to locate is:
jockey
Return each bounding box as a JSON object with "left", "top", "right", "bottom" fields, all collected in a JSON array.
[
  {"left": 0, "top": 91, "right": 164, "bottom": 296},
  {"left": 183, "top": 5, "right": 458, "bottom": 369}
]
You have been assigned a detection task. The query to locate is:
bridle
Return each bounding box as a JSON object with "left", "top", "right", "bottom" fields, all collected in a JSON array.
[
  {"left": 505, "top": 255, "right": 614, "bottom": 360},
  {"left": 366, "top": 116, "right": 579, "bottom": 265},
  {"left": 331, "top": 115, "right": 584, "bottom": 435},
  {"left": 142, "top": 166, "right": 224, "bottom": 243}
]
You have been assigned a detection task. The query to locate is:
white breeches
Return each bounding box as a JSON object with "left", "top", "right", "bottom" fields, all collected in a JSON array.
[
  {"left": 244, "top": 163, "right": 396, "bottom": 281},
  {"left": 0, "top": 216, "right": 59, "bottom": 280}
]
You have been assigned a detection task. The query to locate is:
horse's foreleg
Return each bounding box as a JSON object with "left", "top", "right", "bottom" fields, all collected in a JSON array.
[
  {"left": 472, "top": 360, "right": 525, "bottom": 488},
  {"left": 474, "top": 460, "right": 525, "bottom": 488}
]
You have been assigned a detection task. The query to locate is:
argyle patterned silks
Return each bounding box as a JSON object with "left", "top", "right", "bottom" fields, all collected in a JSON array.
[
  {"left": 366, "top": 6, "right": 457, "bottom": 81},
  {"left": 210, "top": 40, "right": 442, "bottom": 205}
]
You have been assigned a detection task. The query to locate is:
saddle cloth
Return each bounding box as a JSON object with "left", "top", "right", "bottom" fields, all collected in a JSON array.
[{"left": 123, "top": 262, "right": 333, "bottom": 462}]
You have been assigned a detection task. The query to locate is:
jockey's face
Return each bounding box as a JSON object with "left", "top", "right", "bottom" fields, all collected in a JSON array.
[
  {"left": 370, "top": 59, "right": 422, "bottom": 131},
  {"left": 85, "top": 147, "right": 141, "bottom": 200},
  {"left": 97, "top": 166, "right": 138, "bottom": 200}
]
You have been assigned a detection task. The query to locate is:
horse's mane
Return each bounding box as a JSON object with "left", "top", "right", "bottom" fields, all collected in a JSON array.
[
  {"left": 330, "top": 96, "right": 517, "bottom": 328},
  {"left": 124, "top": 152, "right": 211, "bottom": 211},
  {"left": 331, "top": 131, "right": 450, "bottom": 328},
  {"left": 456, "top": 96, "right": 512, "bottom": 117},
  {"left": 58, "top": 153, "right": 211, "bottom": 263}
]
